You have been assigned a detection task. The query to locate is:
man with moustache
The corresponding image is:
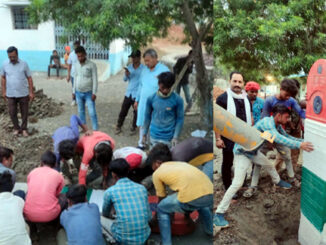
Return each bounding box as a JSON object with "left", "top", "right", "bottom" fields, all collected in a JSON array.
[
  {"left": 1, "top": 46, "right": 34, "bottom": 137},
  {"left": 215, "top": 71, "right": 252, "bottom": 196},
  {"left": 134, "top": 49, "right": 170, "bottom": 149}
]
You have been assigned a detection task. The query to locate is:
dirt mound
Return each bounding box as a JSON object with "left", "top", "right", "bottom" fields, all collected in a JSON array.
[
  {"left": 0, "top": 87, "right": 62, "bottom": 182},
  {"left": 214, "top": 168, "right": 301, "bottom": 245},
  {"left": 0, "top": 113, "right": 53, "bottom": 181},
  {"left": 0, "top": 88, "right": 63, "bottom": 123}
]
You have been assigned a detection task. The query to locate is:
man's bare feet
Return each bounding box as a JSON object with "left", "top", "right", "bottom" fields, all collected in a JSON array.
[
  {"left": 13, "top": 130, "right": 20, "bottom": 136},
  {"left": 22, "top": 130, "right": 29, "bottom": 137}
]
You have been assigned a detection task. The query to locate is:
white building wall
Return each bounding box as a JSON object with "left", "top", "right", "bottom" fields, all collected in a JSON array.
[{"left": 0, "top": 0, "right": 55, "bottom": 50}]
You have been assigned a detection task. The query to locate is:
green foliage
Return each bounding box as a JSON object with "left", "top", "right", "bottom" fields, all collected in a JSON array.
[
  {"left": 214, "top": 0, "right": 326, "bottom": 84},
  {"left": 28, "top": 0, "right": 213, "bottom": 127},
  {"left": 28, "top": 0, "right": 212, "bottom": 50}
]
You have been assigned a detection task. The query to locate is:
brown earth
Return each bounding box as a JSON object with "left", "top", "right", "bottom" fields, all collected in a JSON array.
[{"left": 213, "top": 151, "right": 302, "bottom": 245}]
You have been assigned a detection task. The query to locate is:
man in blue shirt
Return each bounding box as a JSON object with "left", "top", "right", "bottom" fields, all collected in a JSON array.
[
  {"left": 115, "top": 50, "right": 144, "bottom": 135},
  {"left": 214, "top": 104, "right": 314, "bottom": 231},
  {"left": 143, "top": 72, "right": 184, "bottom": 148},
  {"left": 57, "top": 184, "right": 105, "bottom": 245},
  {"left": 52, "top": 115, "right": 91, "bottom": 166},
  {"left": 261, "top": 78, "right": 305, "bottom": 186},
  {"left": 134, "top": 49, "right": 170, "bottom": 149},
  {"left": 102, "top": 159, "right": 151, "bottom": 244},
  {"left": 261, "top": 78, "right": 305, "bottom": 119}
]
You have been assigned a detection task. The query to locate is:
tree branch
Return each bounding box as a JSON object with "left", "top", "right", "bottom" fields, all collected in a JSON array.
[
  {"left": 199, "top": 20, "right": 213, "bottom": 41},
  {"left": 181, "top": 0, "right": 199, "bottom": 43}
]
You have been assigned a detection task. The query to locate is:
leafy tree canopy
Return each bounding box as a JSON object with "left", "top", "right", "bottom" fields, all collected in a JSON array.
[
  {"left": 28, "top": 0, "right": 214, "bottom": 127},
  {"left": 214, "top": 0, "right": 326, "bottom": 83},
  {"left": 28, "top": 0, "right": 212, "bottom": 50}
]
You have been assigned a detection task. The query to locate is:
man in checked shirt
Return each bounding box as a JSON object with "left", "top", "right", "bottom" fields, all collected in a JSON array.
[
  {"left": 214, "top": 104, "right": 314, "bottom": 231},
  {"left": 102, "top": 159, "right": 151, "bottom": 244}
]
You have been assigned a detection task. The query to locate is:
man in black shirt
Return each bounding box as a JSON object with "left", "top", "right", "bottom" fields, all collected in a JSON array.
[
  {"left": 48, "top": 50, "right": 62, "bottom": 78},
  {"left": 215, "top": 71, "right": 252, "bottom": 193},
  {"left": 173, "top": 50, "right": 194, "bottom": 112}
]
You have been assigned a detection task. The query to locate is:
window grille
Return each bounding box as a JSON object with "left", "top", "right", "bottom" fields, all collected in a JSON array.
[
  {"left": 11, "top": 6, "right": 37, "bottom": 30},
  {"left": 55, "top": 23, "right": 109, "bottom": 60}
]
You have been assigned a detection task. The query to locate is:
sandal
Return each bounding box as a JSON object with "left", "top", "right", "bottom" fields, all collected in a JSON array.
[
  {"left": 243, "top": 187, "right": 257, "bottom": 198},
  {"left": 290, "top": 178, "right": 301, "bottom": 188}
]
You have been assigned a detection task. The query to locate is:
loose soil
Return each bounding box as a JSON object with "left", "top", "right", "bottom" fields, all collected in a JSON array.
[{"left": 213, "top": 149, "right": 302, "bottom": 245}]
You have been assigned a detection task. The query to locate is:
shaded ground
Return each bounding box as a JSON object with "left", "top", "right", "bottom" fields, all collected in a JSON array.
[{"left": 213, "top": 149, "right": 302, "bottom": 245}]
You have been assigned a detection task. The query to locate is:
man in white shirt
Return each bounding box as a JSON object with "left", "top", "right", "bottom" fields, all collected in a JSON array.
[
  {"left": 67, "top": 40, "right": 80, "bottom": 106},
  {"left": 0, "top": 171, "right": 31, "bottom": 245}
]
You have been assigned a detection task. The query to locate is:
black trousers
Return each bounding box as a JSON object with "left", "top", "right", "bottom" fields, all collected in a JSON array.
[
  {"left": 7, "top": 96, "right": 29, "bottom": 131},
  {"left": 48, "top": 64, "right": 60, "bottom": 77},
  {"left": 117, "top": 95, "right": 137, "bottom": 129},
  {"left": 221, "top": 149, "right": 234, "bottom": 190}
]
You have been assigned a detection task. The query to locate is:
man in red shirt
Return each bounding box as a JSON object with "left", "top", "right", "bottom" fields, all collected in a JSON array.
[
  {"left": 76, "top": 131, "right": 115, "bottom": 188},
  {"left": 24, "top": 151, "right": 65, "bottom": 223}
]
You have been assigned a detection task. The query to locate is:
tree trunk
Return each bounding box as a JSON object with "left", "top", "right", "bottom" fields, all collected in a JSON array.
[{"left": 181, "top": 1, "right": 212, "bottom": 130}]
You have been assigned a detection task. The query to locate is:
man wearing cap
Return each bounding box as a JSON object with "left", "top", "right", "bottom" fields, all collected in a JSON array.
[
  {"left": 115, "top": 50, "right": 144, "bottom": 135},
  {"left": 245, "top": 81, "right": 264, "bottom": 125},
  {"left": 134, "top": 49, "right": 170, "bottom": 150}
]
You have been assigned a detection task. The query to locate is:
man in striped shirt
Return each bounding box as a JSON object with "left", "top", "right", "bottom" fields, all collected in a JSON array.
[{"left": 214, "top": 104, "right": 313, "bottom": 231}]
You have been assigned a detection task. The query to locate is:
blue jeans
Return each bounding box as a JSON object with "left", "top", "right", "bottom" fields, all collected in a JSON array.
[
  {"left": 75, "top": 91, "right": 98, "bottom": 130},
  {"left": 157, "top": 193, "right": 213, "bottom": 245},
  {"left": 176, "top": 83, "right": 192, "bottom": 105},
  {"left": 71, "top": 77, "right": 75, "bottom": 101},
  {"left": 13, "top": 190, "right": 25, "bottom": 200},
  {"left": 150, "top": 137, "right": 171, "bottom": 149},
  {"left": 198, "top": 160, "right": 213, "bottom": 182}
]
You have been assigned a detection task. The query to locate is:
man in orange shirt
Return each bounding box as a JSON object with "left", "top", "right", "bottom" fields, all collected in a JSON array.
[
  {"left": 63, "top": 46, "right": 71, "bottom": 69},
  {"left": 76, "top": 131, "right": 115, "bottom": 188}
]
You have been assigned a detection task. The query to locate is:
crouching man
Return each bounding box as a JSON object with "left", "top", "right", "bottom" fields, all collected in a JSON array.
[
  {"left": 57, "top": 184, "right": 105, "bottom": 245},
  {"left": 76, "top": 131, "right": 115, "bottom": 188},
  {"left": 102, "top": 159, "right": 152, "bottom": 244},
  {"left": 150, "top": 144, "right": 213, "bottom": 245}
]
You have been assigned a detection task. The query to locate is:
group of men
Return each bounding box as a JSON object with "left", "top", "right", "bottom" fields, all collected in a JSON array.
[
  {"left": 0, "top": 43, "right": 215, "bottom": 245},
  {"left": 115, "top": 48, "right": 193, "bottom": 149},
  {"left": 0, "top": 41, "right": 193, "bottom": 152},
  {"left": 213, "top": 71, "right": 313, "bottom": 231},
  {"left": 0, "top": 122, "right": 214, "bottom": 244}
]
